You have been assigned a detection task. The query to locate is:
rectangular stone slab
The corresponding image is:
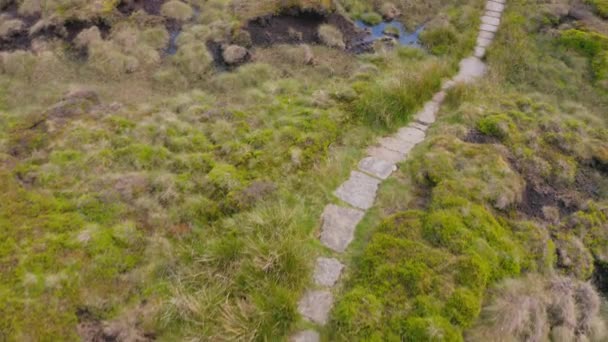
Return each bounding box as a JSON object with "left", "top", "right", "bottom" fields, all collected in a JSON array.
[
  {"left": 358, "top": 156, "right": 396, "bottom": 180},
  {"left": 378, "top": 136, "right": 415, "bottom": 154},
  {"left": 313, "top": 257, "right": 344, "bottom": 287},
  {"left": 480, "top": 23, "right": 499, "bottom": 33},
  {"left": 479, "top": 30, "right": 495, "bottom": 40},
  {"left": 486, "top": 1, "right": 505, "bottom": 12},
  {"left": 366, "top": 146, "right": 406, "bottom": 164},
  {"left": 474, "top": 46, "right": 486, "bottom": 58},
  {"left": 432, "top": 90, "right": 447, "bottom": 104},
  {"left": 416, "top": 101, "right": 439, "bottom": 125},
  {"left": 477, "top": 36, "right": 493, "bottom": 48},
  {"left": 298, "top": 290, "right": 333, "bottom": 325},
  {"left": 320, "top": 204, "right": 365, "bottom": 252},
  {"left": 395, "top": 126, "right": 426, "bottom": 144},
  {"left": 481, "top": 15, "right": 500, "bottom": 26},
  {"left": 334, "top": 171, "right": 381, "bottom": 210},
  {"left": 485, "top": 10, "right": 502, "bottom": 18}
]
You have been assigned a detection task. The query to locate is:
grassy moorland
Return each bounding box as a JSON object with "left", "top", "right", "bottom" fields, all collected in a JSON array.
[
  {"left": 0, "top": 0, "right": 484, "bottom": 340},
  {"left": 328, "top": 0, "right": 608, "bottom": 340}
]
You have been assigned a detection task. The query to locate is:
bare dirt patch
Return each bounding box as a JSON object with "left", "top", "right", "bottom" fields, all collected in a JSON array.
[
  {"left": 462, "top": 129, "right": 499, "bottom": 144},
  {"left": 117, "top": 0, "right": 166, "bottom": 16},
  {"left": 245, "top": 10, "right": 373, "bottom": 53}
]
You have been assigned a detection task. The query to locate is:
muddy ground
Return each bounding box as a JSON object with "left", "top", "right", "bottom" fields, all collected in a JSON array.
[{"left": 245, "top": 10, "right": 374, "bottom": 53}]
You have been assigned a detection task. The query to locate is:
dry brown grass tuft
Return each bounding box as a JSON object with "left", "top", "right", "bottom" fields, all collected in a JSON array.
[{"left": 467, "top": 275, "right": 607, "bottom": 342}]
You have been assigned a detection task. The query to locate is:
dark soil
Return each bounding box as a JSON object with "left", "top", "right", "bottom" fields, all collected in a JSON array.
[
  {"left": 462, "top": 129, "right": 499, "bottom": 144},
  {"left": 117, "top": 0, "right": 166, "bottom": 16},
  {"left": 592, "top": 261, "right": 608, "bottom": 296},
  {"left": 0, "top": 5, "right": 111, "bottom": 53},
  {"left": 245, "top": 10, "right": 373, "bottom": 53}
]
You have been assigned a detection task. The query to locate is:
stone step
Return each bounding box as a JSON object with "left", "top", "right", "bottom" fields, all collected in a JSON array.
[
  {"left": 485, "top": 9, "right": 502, "bottom": 18},
  {"left": 432, "top": 90, "right": 447, "bottom": 104},
  {"left": 320, "top": 204, "right": 365, "bottom": 252},
  {"left": 298, "top": 290, "right": 333, "bottom": 325},
  {"left": 409, "top": 122, "right": 429, "bottom": 132},
  {"left": 454, "top": 56, "right": 487, "bottom": 83},
  {"left": 378, "top": 136, "right": 415, "bottom": 154},
  {"left": 395, "top": 126, "right": 426, "bottom": 144},
  {"left": 479, "top": 30, "right": 495, "bottom": 40},
  {"left": 358, "top": 156, "right": 396, "bottom": 180},
  {"left": 481, "top": 15, "right": 500, "bottom": 26},
  {"left": 416, "top": 101, "right": 439, "bottom": 125},
  {"left": 366, "top": 146, "right": 405, "bottom": 164},
  {"left": 477, "top": 36, "right": 493, "bottom": 48},
  {"left": 480, "top": 23, "right": 499, "bottom": 33},
  {"left": 486, "top": 1, "right": 505, "bottom": 12},
  {"left": 474, "top": 46, "right": 486, "bottom": 58},
  {"left": 491, "top": 0, "right": 506, "bottom": 4},
  {"left": 290, "top": 330, "right": 320, "bottom": 342},
  {"left": 313, "top": 257, "right": 344, "bottom": 287},
  {"left": 334, "top": 171, "right": 381, "bottom": 210}
]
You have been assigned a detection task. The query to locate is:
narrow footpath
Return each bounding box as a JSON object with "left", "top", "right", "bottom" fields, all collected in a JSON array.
[{"left": 291, "top": 1, "right": 507, "bottom": 340}]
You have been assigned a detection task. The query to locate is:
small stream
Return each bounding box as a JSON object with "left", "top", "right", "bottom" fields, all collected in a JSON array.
[{"left": 354, "top": 20, "right": 423, "bottom": 46}]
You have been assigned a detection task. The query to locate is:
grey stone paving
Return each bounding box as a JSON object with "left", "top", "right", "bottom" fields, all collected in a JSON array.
[
  {"left": 454, "top": 57, "right": 487, "bottom": 83},
  {"left": 477, "top": 36, "right": 492, "bottom": 48},
  {"left": 378, "top": 136, "right": 415, "bottom": 154},
  {"left": 298, "top": 290, "right": 333, "bottom": 324},
  {"left": 480, "top": 23, "right": 499, "bottom": 33},
  {"left": 291, "top": 0, "right": 505, "bottom": 338},
  {"left": 334, "top": 171, "right": 381, "bottom": 210},
  {"left": 409, "top": 122, "right": 429, "bottom": 132},
  {"left": 481, "top": 15, "right": 500, "bottom": 26},
  {"left": 486, "top": 10, "right": 502, "bottom": 18},
  {"left": 396, "top": 126, "right": 426, "bottom": 144},
  {"left": 416, "top": 101, "right": 439, "bottom": 125},
  {"left": 320, "top": 204, "right": 365, "bottom": 252},
  {"left": 313, "top": 257, "right": 344, "bottom": 287},
  {"left": 486, "top": 1, "right": 505, "bottom": 12},
  {"left": 291, "top": 330, "right": 320, "bottom": 342},
  {"left": 479, "top": 30, "right": 495, "bottom": 39},
  {"left": 366, "top": 146, "right": 405, "bottom": 164},
  {"left": 358, "top": 157, "right": 396, "bottom": 180}
]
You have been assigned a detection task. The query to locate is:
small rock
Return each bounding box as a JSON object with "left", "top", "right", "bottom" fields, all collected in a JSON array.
[
  {"left": 222, "top": 44, "right": 250, "bottom": 65},
  {"left": 381, "top": 3, "right": 401, "bottom": 21},
  {"left": 313, "top": 257, "right": 344, "bottom": 287}
]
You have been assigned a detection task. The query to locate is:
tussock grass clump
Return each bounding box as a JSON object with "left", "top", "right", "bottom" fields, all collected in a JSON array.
[
  {"left": 318, "top": 24, "right": 345, "bottom": 50},
  {"left": 351, "top": 59, "right": 450, "bottom": 128},
  {"left": 161, "top": 1, "right": 194, "bottom": 21},
  {"left": 467, "top": 275, "right": 606, "bottom": 342}
]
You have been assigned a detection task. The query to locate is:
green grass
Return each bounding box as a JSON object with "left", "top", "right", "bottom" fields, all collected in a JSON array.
[{"left": 328, "top": 0, "right": 608, "bottom": 340}]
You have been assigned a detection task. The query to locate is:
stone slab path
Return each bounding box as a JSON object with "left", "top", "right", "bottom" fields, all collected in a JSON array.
[{"left": 290, "top": 1, "right": 506, "bottom": 340}]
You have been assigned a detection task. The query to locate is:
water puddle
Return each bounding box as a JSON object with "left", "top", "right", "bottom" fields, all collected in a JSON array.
[{"left": 354, "top": 20, "right": 423, "bottom": 46}]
